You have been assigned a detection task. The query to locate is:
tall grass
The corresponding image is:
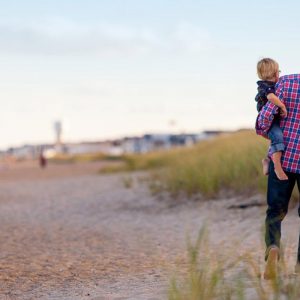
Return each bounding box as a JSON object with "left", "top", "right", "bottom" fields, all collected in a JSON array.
[
  {"left": 101, "top": 130, "right": 270, "bottom": 197},
  {"left": 169, "top": 226, "right": 300, "bottom": 300},
  {"left": 163, "top": 130, "right": 268, "bottom": 197},
  {"left": 100, "top": 150, "right": 177, "bottom": 173}
]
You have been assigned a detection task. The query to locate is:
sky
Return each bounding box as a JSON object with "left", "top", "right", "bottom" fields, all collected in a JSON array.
[{"left": 1, "top": 0, "right": 300, "bottom": 149}]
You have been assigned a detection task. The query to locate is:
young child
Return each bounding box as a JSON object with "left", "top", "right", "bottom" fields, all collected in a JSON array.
[{"left": 255, "top": 58, "right": 288, "bottom": 180}]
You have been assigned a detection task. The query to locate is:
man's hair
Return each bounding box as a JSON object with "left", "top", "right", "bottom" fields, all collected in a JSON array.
[{"left": 257, "top": 58, "right": 279, "bottom": 81}]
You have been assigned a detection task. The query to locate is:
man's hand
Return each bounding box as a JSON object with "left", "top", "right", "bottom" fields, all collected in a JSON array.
[{"left": 280, "top": 105, "right": 288, "bottom": 118}]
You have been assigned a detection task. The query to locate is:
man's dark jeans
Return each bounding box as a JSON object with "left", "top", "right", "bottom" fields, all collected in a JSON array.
[{"left": 265, "top": 160, "right": 300, "bottom": 262}]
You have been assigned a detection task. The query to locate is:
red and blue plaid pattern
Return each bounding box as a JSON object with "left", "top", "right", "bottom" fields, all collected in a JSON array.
[{"left": 256, "top": 74, "right": 300, "bottom": 173}]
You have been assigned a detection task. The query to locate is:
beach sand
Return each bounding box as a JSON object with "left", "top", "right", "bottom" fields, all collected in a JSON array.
[{"left": 0, "top": 161, "right": 299, "bottom": 299}]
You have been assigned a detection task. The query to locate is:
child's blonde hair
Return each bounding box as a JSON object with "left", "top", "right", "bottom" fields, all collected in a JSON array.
[{"left": 257, "top": 58, "right": 279, "bottom": 81}]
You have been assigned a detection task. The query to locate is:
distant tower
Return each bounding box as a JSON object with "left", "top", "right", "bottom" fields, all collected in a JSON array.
[
  {"left": 54, "top": 121, "right": 63, "bottom": 152},
  {"left": 168, "top": 119, "right": 178, "bottom": 132}
]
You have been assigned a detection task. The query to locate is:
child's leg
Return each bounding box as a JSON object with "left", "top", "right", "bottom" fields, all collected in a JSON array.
[
  {"left": 272, "top": 151, "right": 288, "bottom": 180},
  {"left": 267, "top": 119, "right": 287, "bottom": 180}
]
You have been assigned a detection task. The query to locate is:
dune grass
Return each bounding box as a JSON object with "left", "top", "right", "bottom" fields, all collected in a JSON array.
[
  {"left": 99, "top": 150, "right": 176, "bottom": 173},
  {"left": 101, "top": 130, "right": 270, "bottom": 197},
  {"left": 161, "top": 130, "right": 268, "bottom": 197},
  {"left": 169, "top": 226, "right": 300, "bottom": 300}
]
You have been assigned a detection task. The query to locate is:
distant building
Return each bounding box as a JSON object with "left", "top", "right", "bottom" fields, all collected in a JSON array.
[
  {"left": 1, "top": 130, "right": 230, "bottom": 159},
  {"left": 6, "top": 144, "right": 53, "bottom": 160},
  {"left": 65, "top": 141, "right": 112, "bottom": 155},
  {"left": 120, "top": 132, "right": 223, "bottom": 154}
]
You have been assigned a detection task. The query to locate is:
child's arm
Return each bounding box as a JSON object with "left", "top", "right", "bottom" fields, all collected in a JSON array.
[{"left": 267, "top": 93, "right": 287, "bottom": 117}]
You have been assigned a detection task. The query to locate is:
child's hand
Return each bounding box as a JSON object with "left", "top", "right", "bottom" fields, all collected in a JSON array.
[{"left": 280, "top": 106, "right": 288, "bottom": 118}]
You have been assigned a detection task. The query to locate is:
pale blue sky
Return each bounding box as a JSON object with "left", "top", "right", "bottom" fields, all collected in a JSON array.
[{"left": 1, "top": 0, "right": 300, "bottom": 148}]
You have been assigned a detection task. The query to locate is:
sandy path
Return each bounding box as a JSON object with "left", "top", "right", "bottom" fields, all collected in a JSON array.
[{"left": 0, "top": 162, "right": 299, "bottom": 299}]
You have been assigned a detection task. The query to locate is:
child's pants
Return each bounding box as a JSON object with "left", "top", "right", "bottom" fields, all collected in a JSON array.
[{"left": 267, "top": 117, "right": 285, "bottom": 155}]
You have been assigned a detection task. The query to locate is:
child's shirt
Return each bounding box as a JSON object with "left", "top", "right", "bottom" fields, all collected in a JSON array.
[{"left": 255, "top": 80, "right": 276, "bottom": 112}]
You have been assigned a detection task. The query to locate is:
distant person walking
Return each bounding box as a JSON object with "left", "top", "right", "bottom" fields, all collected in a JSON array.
[
  {"left": 256, "top": 71, "right": 300, "bottom": 279},
  {"left": 39, "top": 150, "right": 47, "bottom": 169}
]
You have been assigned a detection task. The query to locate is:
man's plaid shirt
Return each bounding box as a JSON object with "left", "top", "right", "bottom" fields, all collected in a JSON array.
[{"left": 256, "top": 74, "right": 300, "bottom": 174}]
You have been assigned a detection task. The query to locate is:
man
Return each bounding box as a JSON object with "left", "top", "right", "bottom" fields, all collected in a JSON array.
[{"left": 257, "top": 73, "right": 300, "bottom": 279}]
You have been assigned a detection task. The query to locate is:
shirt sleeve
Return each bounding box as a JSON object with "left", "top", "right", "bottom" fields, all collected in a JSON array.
[
  {"left": 257, "top": 102, "right": 278, "bottom": 134},
  {"left": 275, "top": 77, "right": 285, "bottom": 102},
  {"left": 256, "top": 78, "right": 284, "bottom": 136}
]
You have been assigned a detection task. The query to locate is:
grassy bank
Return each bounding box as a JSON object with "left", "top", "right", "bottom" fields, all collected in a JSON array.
[
  {"left": 101, "top": 130, "right": 269, "bottom": 197},
  {"left": 162, "top": 130, "right": 268, "bottom": 197},
  {"left": 49, "top": 152, "right": 121, "bottom": 164}
]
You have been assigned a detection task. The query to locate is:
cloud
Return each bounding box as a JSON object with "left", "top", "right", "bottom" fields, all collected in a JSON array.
[
  {"left": 170, "top": 22, "right": 213, "bottom": 52},
  {"left": 0, "top": 18, "right": 214, "bottom": 57}
]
